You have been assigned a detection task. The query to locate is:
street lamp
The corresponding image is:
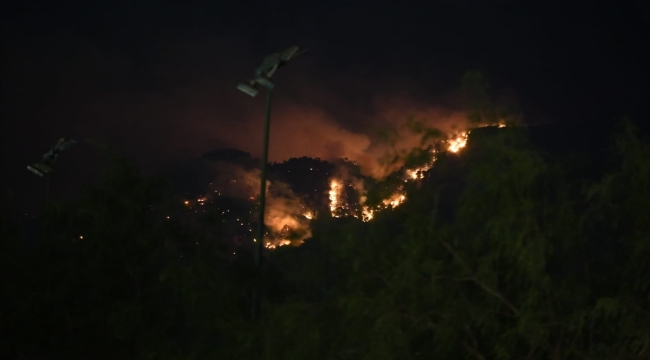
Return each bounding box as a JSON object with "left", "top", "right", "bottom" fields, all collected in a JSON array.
[
  {"left": 237, "top": 45, "right": 306, "bottom": 97},
  {"left": 237, "top": 45, "right": 306, "bottom": 320},
  {"left": 27, "top": 137, "right": 76, "bottom": 205}
]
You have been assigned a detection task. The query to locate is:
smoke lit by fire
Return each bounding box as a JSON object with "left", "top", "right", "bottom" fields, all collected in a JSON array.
[{"left": 179, "top": 161, "right": 313, "bottom": 250}]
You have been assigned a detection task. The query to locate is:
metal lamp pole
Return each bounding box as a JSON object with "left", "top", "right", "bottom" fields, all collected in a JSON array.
[
  {"left": 45, "top": 172, "right": 52, "bottom": 206},
  {"left": 27, "top": 137, "right": 76, "bottom": 237},
  {"left": 237, "top": 45, "right": 306, "bottom": 320},
  {"left": 257, "top": 89, "right": 272, "bottom": 268},
  {"left": 27, "top": 138, "right": 77, "bottom": 204}
]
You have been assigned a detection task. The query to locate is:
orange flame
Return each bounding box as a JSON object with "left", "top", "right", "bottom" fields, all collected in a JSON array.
[
  {"left": 329, "top": 180, "right": 341, "bottom": 217},
  {"left": 447, "top": 132, "right": 468, "bottom": 153}
]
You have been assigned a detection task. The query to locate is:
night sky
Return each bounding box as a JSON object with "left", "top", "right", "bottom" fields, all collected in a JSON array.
[{"left": 2, "top": 0, "right": 648, "bottom": 212}]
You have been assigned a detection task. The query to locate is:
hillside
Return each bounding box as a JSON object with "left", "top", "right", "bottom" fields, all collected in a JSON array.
[{"left": 3, "top": 121, "right": 648, "bottom": 359}]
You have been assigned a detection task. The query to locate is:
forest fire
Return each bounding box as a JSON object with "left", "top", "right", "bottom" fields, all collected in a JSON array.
[
  {"left": 188, "top": 123, "right": 506, "bottom": 248},
  {"left": 361, "top": 207, "right": 374, "bottom": 221},
  {"left": 329, "top": 180, "right": 341, "bottom": 218},
  {"left": 383, "top": 192, "right": 406, "bottom": 208},
  {"left": 324, "top": 124, "right": 506, "bottom": 221},
  {"left": 447, "top": 132, "right": 468, "bottom": 153},
  {"left": 265, "top": 240, "right": 291, "bottom": 249}
]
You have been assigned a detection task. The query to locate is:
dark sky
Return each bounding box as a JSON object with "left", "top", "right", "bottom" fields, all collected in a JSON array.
[{"left": 1, "top": 0, "right": 648, "bottom": 211}]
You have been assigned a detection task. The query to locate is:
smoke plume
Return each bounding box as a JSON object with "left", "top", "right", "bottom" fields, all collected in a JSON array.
[{"left": 206, "top": 160, "right": 311, "bottom": 245}]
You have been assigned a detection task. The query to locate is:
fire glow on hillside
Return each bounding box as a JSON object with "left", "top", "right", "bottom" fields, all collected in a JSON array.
[
  {"left": 181, "top": 123, "right": 505, "bottom": 250},
  {"left": 329, "top": 180, "right": 341, "bottom": 218},
  {"left": 327, "top": 129, "right": 476, "bottom": 223},
  {"left": 328, "top": 121, "right": 505, "bottom": 221}
]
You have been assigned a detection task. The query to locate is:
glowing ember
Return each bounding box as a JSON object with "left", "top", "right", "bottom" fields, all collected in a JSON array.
[{"left": 303, "top": 211, "right": 314, "bottom": 220}]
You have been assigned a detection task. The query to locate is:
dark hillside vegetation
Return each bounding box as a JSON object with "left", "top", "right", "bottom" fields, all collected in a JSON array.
[{"left": 2, "top": 120, "right": 648, "bottom": 359}]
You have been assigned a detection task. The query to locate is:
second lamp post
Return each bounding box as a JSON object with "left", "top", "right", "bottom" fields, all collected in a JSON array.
[{"left": 237, "top": 45, "right": 306, "bottom": 320}]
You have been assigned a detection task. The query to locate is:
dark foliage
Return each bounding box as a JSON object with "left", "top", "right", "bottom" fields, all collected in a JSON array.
[{"left": 2, "top": 119, "right": 648, "bottom": 359}]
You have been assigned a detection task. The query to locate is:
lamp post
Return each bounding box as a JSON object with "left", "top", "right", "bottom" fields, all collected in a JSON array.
[
  {"left": 27, "top": 137, "right": 77, "bottom": 206},
  {"left": 237, "top": 45, "right": 306, "bottom": 320},
  {"left": 27, "top": 137, "right": 76, "bottom": 239}
]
